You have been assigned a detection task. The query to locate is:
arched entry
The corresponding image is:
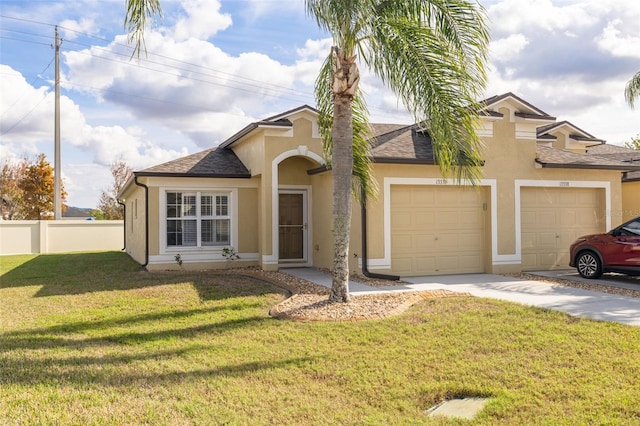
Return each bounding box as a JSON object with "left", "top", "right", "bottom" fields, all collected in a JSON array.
[{"left": 269, "top": 146, "right": 324, "bottom": 267}]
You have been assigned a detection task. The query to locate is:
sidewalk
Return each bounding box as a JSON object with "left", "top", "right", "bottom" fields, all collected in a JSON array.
[{"left": 282, "top": 268, "right": 640, "bottom": 327}]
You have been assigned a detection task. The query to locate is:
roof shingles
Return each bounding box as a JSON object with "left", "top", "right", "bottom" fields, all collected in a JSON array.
[
  {"left": 138, "top": 148, "right": 250, "bottom": 177},
  {"left": 536, "top": 145, "right": 640, "bottom": 170},
  {"left": 369, "top": 124, "right": 435, "bottom": 163}
]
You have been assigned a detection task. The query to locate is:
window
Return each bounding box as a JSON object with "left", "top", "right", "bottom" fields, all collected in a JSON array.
[
  {"left": 621, "top": 218, "right": 640, "bottom": 236},
  {"left": 166, "top": 192, "right": 230, "bottom": 247}
]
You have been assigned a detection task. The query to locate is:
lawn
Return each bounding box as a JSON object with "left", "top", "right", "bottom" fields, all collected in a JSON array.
[{"left": 1, "top": 252, "right": 639, "bottom": 425}]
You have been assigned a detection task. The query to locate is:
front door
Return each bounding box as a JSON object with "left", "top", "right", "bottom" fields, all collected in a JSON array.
[{"left": 279, "top": 192, "right": 306, "bottom": 261}]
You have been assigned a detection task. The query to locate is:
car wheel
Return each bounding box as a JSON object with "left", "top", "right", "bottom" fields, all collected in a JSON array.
[{"left": 576, "top": 251, "right": 603, "bottom": 279}]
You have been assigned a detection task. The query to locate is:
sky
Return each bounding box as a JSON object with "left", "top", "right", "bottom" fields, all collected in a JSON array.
[{"left": 1, "top": 0, "right": 639, "bottom": 208}]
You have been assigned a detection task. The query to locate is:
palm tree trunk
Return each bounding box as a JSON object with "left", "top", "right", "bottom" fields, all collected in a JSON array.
[{"left": 330, "top": 94, "right": 353, "bottom": 303}]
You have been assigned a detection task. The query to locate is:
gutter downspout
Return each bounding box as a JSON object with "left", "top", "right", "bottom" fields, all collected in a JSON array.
[
  {"left": 134, "top": 175, "right": 149, "bottom": 268},
  {"left": 117, "top": 199, "right": 126, "bottom": 251},
  {"left": 360, "top": 192, "right": 399, "bottom": 281}
]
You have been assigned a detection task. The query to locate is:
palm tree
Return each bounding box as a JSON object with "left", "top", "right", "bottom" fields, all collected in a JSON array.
[
  {"left": 625, "top": 71, "right": 640, "bottom": 109},
  {"left": 124, "top": 0, "right": 490, "bottom": 303},
  {"left": 307, "top": 0, "right": 489, "bottom": 302}
]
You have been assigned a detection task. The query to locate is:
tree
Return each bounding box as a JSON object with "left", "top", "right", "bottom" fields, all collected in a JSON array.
[
  {"left": 0, "top": 158, "right": 26, "bottom": 220},
  {"left": 307, "top": 0, "right": 489, "bottom": 301},
  {"left": 124, "top": 0, "right": 489, "bottom": 302},
  {"left": 97, "top": 161, "right": 133, "bottom": 219},
  {"left": 624, "top": 134, "right": 640, "bottom": 151},
  {"left": 17, "top": 154, "right": 67, "bottom": 220},
  {"left": 625, "top": 71, "right": 640, "bottom": 109}
]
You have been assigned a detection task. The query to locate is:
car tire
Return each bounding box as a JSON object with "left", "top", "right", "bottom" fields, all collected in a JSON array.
[{"left": 576, "top": 251, "right": 603, "bottom": 279}]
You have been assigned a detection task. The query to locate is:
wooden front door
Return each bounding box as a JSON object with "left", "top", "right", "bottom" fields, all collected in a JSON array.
[{"left": 279, "top": 193, "right": 305, "bottom": 260}]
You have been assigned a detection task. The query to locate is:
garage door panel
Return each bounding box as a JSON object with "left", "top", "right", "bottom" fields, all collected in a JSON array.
[
  {"left": 576, "top": 210, "right": 599, "bottom": 227},
  {"left": 521, "top": 231, "right": 536, "bottom": 248},
  {"left": 436, "top": 190, "right": 460, "bottom": 204},
  {"left": 391, "top": 234, "right": 413, "bottom": 252},
  {"left": 465, "top": 231, "right": 484, "bottom": 248},
  {"left": 457, "top": 254, "right": 484, "bottom": 270},
  {"left": 536, "top": 232, "right": 558, "bottom": 248},
  {"left": 437, "top": 256, "right": 460, "bottom": 271},
  {"left": 415, "top": 211, "right": 436, "bottom": 227},
  {"left": 391, "top": 210, "right": 413, "bottom": 228},
  {"left": 521, "top": 187, "right": 605, "bottom": 270},
  {"left": 437, "top": 255, "right": 483, "bottom": 274},
  {"left": 414, "top": 258, "right": 437, "bottom": 274},
  {"left": 537, "top": 212, "right": 557, "bottom": 226},
  {"left": 393, "top": 187, "right": 413, "bottom": 204},
  {"left": 393, "top": 257, "right": 414, "bottom": 273},
  {"left": 415, "top": 235, "right": 436, "bottom": 251},
  {"left": 391, "top": 185, "right": 486, "bottom": 276}
]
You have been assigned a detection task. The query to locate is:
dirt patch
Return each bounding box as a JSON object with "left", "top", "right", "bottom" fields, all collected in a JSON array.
[{"left": 220, "top": 267, "right": 468, "bottom": 321}]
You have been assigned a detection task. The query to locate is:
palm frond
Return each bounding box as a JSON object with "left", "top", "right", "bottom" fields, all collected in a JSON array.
[
  {"left": 363, "top": 0, "right": 488, "bottom": 184},
  {"left": 124, "top": 0, "right": 162, "bottom": 57},
  {"left": 625, "top": 71, "right": 640, "bottom": 109}
]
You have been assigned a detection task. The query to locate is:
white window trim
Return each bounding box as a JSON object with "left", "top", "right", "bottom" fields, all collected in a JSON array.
[{"left": 160, "top": 187, "right": 238, "bottom": 255}]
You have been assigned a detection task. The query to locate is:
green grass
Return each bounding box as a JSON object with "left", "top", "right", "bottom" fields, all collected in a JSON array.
[{"left": 1, "top": 252, "right": 640, "bottom": 425}]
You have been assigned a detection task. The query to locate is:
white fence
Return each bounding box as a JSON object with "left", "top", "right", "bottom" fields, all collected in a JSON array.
[{"left": 0, "top": 220, "right": 124, "bottom": 255}]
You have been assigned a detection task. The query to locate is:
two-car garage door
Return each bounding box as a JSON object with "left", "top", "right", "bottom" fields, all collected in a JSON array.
[
  {"left": 390, "top": 185, "right": 606, "bottom": 275},
  {"left": 391, "top": 185, "right": 486, "bottom": 276},
  {"left": 520, "top": 187, "right": 606, "bottom": 270}
]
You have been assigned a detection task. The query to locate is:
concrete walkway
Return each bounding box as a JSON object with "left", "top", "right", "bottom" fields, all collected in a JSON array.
[{"left": 283, "top": 268, "right": 640, "bottom": 327}]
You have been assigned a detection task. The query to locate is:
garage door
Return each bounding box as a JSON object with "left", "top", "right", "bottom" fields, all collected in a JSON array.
[
  {"left": 521, "top": 187, "right": 605, "bottom": 270},
  {"left": 391, "top": 185, "right": 486, "bottom": 276}
]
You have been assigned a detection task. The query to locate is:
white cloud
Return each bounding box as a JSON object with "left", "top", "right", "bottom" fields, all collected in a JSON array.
[
  {"left": 170, "top": 0, "right": 232, "bottom": 41},
  {"left": 490, "top": 34, "right": 529, "bottom": 63},
  {"left": 0, "top": 66, "right": 52, "bottom": 146},
  {"left": 59, "top": 17, "right": 97, "bottom": 40},
  {"left": 596, "top": 19, "right": 640, "bottom": 58},
  {"left": 488, "top": 0, "right": 596, "bottom": 34},
  {"left": 64, "top": 29, "right": 305, "bottom": 147}
]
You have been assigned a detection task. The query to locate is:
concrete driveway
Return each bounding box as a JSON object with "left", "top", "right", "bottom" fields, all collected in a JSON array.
[{"left": 284, "top": 268, "right": 640, "bottom": 327}]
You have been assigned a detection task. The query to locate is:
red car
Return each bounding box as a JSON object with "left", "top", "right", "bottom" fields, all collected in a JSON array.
[{"left": 569, "top": 216, "right": 640, "bottom": 279}]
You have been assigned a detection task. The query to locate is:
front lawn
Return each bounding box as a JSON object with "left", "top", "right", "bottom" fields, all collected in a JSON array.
[{"left": 1, "top": 252, "right": 639, "bottom": 425}]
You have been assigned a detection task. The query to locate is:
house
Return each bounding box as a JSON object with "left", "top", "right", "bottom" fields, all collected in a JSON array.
[
  {"left": 118, "top": 92, "right": 640, "bottom": 276},
  {"left": 585, "top": 143, "right": 640, "bottom": 223}
]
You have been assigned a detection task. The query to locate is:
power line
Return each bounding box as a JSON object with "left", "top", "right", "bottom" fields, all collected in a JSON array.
[
  {"left": 0, "top": 14, "right": 414, "bottom": 124},
  {"left": 0, "top": 35, "right": 51, "bottom": 46},
  {"left": 0, "top": 91, "right": 49, "bottom": 137},
  {"left": 2, "top": 16, "right": 310, "bottom": 100},
  {"left": 1, "top": 56, "right": 55, "bottom": 118}
]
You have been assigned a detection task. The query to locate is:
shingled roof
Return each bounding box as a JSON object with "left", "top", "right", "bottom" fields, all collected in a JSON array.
[
  {"left": 136, "top": 147, "right": 250, "bottom": 178},
  {"left": 586, "top": 143, "right": 640, "bottom": 162},
  {"left": 624, "top": 171, "right": 640, "bottom": 182},
  {"left": 536, "top": 121, "right": 605, "bottom": 145},
  {"left": 536, "top": 145, "right": 640, "bottom": 171},
  {"left": 369, "top": 123, "right": 436, "bottom": 163},
  {"left": 481, "top": 92, "right": 556, "bottom": 121},
  {"left": 131, "top": 96, "right": 640, "bottom": 178}
]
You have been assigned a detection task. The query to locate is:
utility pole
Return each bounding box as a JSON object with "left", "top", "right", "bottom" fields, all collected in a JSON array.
[{"left": 54, "top": 26, "right": 62, "bottom": 220}]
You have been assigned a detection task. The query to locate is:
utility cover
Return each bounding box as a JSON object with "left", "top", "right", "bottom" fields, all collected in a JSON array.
[{"left": 426, "top": 397, "right": 490, "bottom": 420}]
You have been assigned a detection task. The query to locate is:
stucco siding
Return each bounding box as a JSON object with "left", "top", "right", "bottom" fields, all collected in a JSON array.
[
  {"left": 238, "top": 187, "right": 259, "bottom": 253},
  {"left": 622, "top": 181, "right": 640, "bottom": 223},
  {"left": 125, "top": 187, "right": 147, "bottom": 265}
]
